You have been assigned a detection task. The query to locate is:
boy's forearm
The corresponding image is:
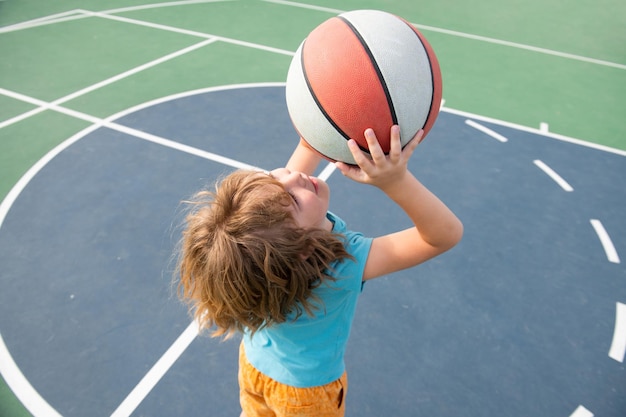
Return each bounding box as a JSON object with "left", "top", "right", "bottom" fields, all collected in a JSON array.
[
  {"left": 286, "top": 139, "right": 323, "bottom": 175},
  {"left": 382, "top": 172, "right": 463, "bottom": 250}
]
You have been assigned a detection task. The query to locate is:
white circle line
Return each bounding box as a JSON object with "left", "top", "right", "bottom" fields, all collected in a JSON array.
[
  {"left": 590, "top": 219, "right": 621, "bottom": 264},
  {"left": 533, "top": 159, "right": 574, "bottom": 192},
  {"left": 609, "top": 302, "right": 626, "bottom": 363}
]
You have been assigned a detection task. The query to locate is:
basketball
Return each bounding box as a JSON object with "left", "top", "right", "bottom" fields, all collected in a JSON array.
[{"left": 285, "top": 9, "right": 442, "bottom": 164}]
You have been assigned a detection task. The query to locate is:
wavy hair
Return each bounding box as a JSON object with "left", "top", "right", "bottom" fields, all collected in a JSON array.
[{"left": 177, "top": 170, "right": 352, "bottom": 339}]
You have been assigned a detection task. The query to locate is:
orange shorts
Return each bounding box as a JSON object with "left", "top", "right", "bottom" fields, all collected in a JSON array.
[{"left": 238, "top": 343, "right": 347, "bottom": 417}]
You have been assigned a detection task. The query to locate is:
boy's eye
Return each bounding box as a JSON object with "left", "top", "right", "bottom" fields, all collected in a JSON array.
[{"left": 288, "top": 191, "right": 298, "bottom": 205}]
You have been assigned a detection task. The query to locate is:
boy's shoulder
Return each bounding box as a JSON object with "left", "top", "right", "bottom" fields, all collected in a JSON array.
[{"left": 327, "top": 211, "right": 372, "bottom": 267}]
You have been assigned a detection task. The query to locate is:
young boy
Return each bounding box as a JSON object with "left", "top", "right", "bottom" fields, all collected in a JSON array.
[{"left": 178, "top": 126, "right": 463, "bottom": 416}]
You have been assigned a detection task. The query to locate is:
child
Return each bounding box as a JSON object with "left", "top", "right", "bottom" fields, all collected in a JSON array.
[{"left": 177, "top": 126, "right": 463, "bottom": 417}]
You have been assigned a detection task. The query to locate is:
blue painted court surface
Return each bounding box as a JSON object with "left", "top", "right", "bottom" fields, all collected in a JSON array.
[{"left": 0, "top": 85, "right": 624, "bottom": 416}]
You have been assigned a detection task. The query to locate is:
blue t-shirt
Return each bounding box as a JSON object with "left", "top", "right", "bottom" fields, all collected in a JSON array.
[{"left": 242, "top": 212, "right": 373, "bottom": 388}]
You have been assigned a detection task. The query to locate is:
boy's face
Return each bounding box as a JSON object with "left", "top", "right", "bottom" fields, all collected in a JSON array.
[{"left": 269, "top": 168, "right": 331, "bottom": 230}]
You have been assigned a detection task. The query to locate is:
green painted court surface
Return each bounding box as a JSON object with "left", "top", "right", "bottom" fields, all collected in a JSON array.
[{"left": 1, "top": 1, "right": 624, "bottom": 416}]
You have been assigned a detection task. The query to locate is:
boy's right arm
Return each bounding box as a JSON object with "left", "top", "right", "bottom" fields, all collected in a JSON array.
[
  {"left": 285, "top": 138, "right": 324, "bottom": 176},
  {"left": 335, "top": 126, "right": 463, "bottom": 281}
]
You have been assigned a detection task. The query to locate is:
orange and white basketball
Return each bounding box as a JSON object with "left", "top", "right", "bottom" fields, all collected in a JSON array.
[{"left": 285, "top": 9, "right": 443, "bottom": 164}]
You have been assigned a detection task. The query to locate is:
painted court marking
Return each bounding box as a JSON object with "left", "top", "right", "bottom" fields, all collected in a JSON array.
[
  {"left": 0, "top": 333, "right": 62, "bottom": 417},
  {"left": 111, "top": 320, "right": 200, "bottom": 417},
  {"left": 533, "top": 160, "right": 574, "bottom": 192},
  {"left": 101, "top": 0, "right": 236, "bottom": 14},
  {"left": 318, "top": 161, "right": 338, "bottom": 180},
  {"left": 0, "top": 10, "right": 83, "bottom": 33},
  {"left": 590, "top": 219, "right": 621, "bottom": 264},
  {"left": 81, "top": 8, "right": 296, "bottom": 56},
  {"left": 464, "top": 119, "right": 509, "bottom": 142},
  {"left": 608, "top": 302, "right": 626, "bottom": 363},
  {"left": 570, "top": 405, "right": 594, "bottom": 417},
  {"left": 0, "top": 88, "right": 262, "bottom": 171},
  {"left": 0, "top": 38, "right": 219, "bottom": 130}
]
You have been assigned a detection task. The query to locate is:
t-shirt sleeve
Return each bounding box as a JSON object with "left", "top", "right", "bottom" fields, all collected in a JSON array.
[
  {"left": 327, "top": 211, "right": 372, "bottom": 291},
  {"left": 335, "top": 230, "right": 372, "bottom": 292}
]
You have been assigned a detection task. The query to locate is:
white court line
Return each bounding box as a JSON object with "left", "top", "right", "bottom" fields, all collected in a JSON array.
[
  {"left": 0, "top": 9, "right": 83, "bottom": 33},
  {"left": 262, "top": 0, "right": 626, "bottom": 71},
  {"left": 464, "top": 119, "right": 508, "bottom": 142},
  {"left": 111, "top": 122, "right": 261, "bottom": 170},
  {"left": 0, "top": 37, "right": 218, "bottom": 130},
  {"left": 609, "top": 302, "right": 626, "bottom": 363},
  {"left": 262, "top": 0, "right": 342, "bottom": 14},
  {"left": 533, "top": 160, "right": 574, "bottom": 192},
  {"left": 445, "top": 107, "right": 626, "bottom": 157},
  {"left": 50, "top": 36, "right": 218, "bottom": 105},
  {"left": 318, "top": 161, "right": 337, "bottom": 180},
  {"left": 0, "top": 2, "right": 234, "bottom": 34},
  {"left": 570, "top": 405, "right": 594, "bottom": 417},
  {"left": 0, "top": 14, "right": 88, "bottom": 34},
  {"left": 0, "top": 87, "right": 261, "bottom": 171},
  {"left": 101, "top": 0, "right": 235, "bottom": 14},
  {"left": 0, "top": 334, "right": 63, "bottom": 417},
  {"left": 0, "top": 103, "right": 49, "bottom": 130},
  {"left": 83, "top": 9, "right": 295, "bottom": 56},
  {"left": 0, "top": 113, "right": 105, "bottom": 232},
  {"left": 110, "top": 320, "right": 200, "bottom": 417},
  {"left": 590, "top": 219, "right": 621, "bottom": 264},
  {"left": 79, "top": 9, "right": 215, "bottom": 39}
]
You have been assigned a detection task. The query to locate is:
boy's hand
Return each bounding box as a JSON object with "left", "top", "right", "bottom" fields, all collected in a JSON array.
[{"left": 335, "top": 125, "right": 422, "bottom": 190}]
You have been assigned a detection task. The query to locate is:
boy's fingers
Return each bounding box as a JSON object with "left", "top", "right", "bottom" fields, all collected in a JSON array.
[
  {"left": 402, "top": 129, "right": 423, "bottom": 159},
  {"left": 389, "top": 125, "right": 401, "bottom": 161},
  {"left": 346, "top": 139, "right": 370, "bottom": 169},
  {"left": 335, "top": 161, "right": 354, "bottom": 177},
  {"left": 364, "top": 128, "right": 385, "bottom": 163},
  {"left": 410, "top": 129, "right": 424, "bottom": 148}
]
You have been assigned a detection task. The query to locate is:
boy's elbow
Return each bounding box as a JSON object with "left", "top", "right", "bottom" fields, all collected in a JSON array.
[
  {"left": 452, "top": 219, "right": 464, "bottom": 246},
  {"left": 442, "top": 218, "right": 464, "bottom": 251},
  {"left": 450, "top": 219, "right": 464, "bottom": 248}
]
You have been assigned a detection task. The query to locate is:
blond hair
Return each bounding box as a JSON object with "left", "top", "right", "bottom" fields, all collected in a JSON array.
[{"left": 177, "top": 170, "right": 352, "bottom": 339}]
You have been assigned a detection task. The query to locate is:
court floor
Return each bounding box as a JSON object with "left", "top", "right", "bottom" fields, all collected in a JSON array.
[{"left": 1, "top": 1, "right": 625, "bottom": 416}]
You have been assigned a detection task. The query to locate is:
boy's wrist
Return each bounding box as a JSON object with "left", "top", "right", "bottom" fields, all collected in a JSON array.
[{"left": 377, "top": 171, "right": 416, "bottom": 196}]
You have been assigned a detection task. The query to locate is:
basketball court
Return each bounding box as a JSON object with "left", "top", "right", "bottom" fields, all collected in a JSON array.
[{"left": 1, "top": 1, "right": 625, "bottom": 417}]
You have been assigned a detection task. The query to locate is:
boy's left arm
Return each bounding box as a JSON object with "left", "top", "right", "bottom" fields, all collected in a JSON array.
[{"left": 286, "top": 139, "right": 324, "bottom": 176}]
